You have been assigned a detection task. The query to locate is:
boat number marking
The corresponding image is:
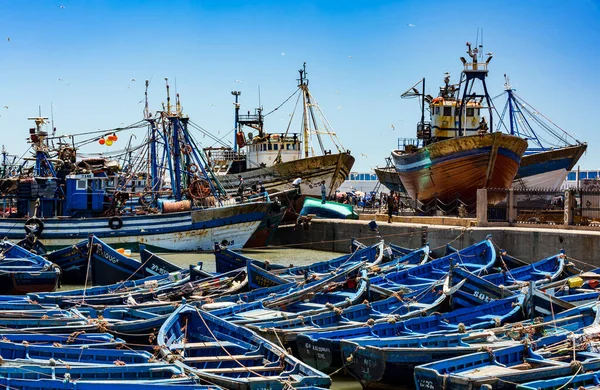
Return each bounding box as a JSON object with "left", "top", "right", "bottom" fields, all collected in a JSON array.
[{"left": 473, "top": 291, "right": 493, "bottom": 303}]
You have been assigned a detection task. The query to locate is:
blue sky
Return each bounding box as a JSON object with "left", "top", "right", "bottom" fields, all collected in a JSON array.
[{"left": 1, "top": 0, "right": 599, "bottom": 172}]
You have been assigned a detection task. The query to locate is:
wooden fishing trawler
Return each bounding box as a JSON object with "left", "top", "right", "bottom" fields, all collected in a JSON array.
[
  {"left": 204, "top": 63, "right": 354, "bottom": 200},
  {"left": 0, "top": 84, "right": 270, "bottom": 251},
  {"left": 392, "top": 43, "right": 528, "bottom": 204},
  {"left": 497, "top": 75, "right": 587, "bottom": 189}
]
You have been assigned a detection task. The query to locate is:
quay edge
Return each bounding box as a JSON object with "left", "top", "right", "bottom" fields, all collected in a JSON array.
[{"left": 272, "top": 219, "right": 600, "bottom": 268}]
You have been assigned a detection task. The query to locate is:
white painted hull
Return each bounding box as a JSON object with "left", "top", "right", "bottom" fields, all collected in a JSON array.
[
  {"left": 36, "top": 221, "right": 261, "bottom": 251},
  {"left": 512, "top": 168, "right": 568, "bottom": 189},
  {"left": 0, "top": 202, "right": 269, "bottom": 251}
]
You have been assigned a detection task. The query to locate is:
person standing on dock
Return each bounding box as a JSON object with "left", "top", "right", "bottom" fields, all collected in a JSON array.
[
  {"left": 387, "top": 190, "right": 395, "bottom": 223},
  {"left": 321, "top": 181, "right": 327, "bottom": 204}
]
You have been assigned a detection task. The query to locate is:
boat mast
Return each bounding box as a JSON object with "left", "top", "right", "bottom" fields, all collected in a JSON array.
[
  {"left": 501, "top": 75, "right": 517, "bottom": 136},
  {"left": 232, "top": 91, "right": 241, "bottom": 152},
  {"left": 457, "top": 42, "right": 493, "bottom": 134},
  {"left": 165, "top": 78, "right": 183, "bottom": 201},
  {"left": 144, "top": 80, "right": 160, "bottom": 194},
  {"left": 299, "top": 63, "right": 310, "bottom": 158},
  {"left": 420, "top": 78, "right": 425, "bottom": 129}
]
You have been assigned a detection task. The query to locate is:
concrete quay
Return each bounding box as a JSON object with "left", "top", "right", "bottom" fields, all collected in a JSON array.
[{"left": 272, "top": 218, "right": 600, "bottom": 269}]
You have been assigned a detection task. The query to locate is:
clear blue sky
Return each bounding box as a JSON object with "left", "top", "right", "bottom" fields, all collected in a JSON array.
[{"left": 1, "top": 0, "right": 599, "bottom": 172}]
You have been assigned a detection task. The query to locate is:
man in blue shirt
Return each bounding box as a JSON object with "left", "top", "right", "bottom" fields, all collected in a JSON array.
[{"left": 321, "top": 181, "right": 327, "bottom": 204}]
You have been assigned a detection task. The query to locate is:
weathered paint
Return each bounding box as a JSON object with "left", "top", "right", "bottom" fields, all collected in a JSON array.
[
  {"left": 392, "top": 133, "right": 528, "bottom": 203},
  {"left": 217, "top": 153, "right": 355, "bottom": 198}
]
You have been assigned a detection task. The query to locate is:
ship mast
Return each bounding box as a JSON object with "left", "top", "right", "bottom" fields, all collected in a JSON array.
[
  {"left": 298, "top": 63, "right": 311, "bottom": 158},
  {"left": 457, "top": 42, "right": 493, "bottom": 134}
]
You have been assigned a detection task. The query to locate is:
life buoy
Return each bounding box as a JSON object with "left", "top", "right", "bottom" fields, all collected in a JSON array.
[
  {"left": 432, "top": 97, "right": 445, "bottom": 105},
  {"left": 188, "top": 163, "right": 199, "bottom": 174},
  {"left": 108, "top": 217, "right": 123, "bottom": 230},
  {"left": 236, "top": 132, "right": 245, "bottom": 148},
  {"left": 182, "top": 144, "right": 193, "bottom": 155},
  {"left": 24, "top": 217, "right": 44, "bottom": 236}
]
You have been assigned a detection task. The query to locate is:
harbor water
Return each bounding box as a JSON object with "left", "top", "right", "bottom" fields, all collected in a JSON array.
[{"left": 60, "top": 246, "right": 377, "bottom": 390}]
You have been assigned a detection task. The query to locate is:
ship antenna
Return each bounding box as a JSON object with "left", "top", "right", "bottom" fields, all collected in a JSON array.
[
  {"left": 165, "top": 78, "right": 171, "bottom": 115},
  {"left": 144, "top": 80, "right": 150, "bottom": 119}
]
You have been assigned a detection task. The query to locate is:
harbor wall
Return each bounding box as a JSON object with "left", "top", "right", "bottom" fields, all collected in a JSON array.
[{"left": 272, "top": 219, "right": 600, "bottom": 269}]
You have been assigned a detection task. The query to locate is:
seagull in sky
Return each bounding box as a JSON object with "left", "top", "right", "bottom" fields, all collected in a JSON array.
[
  {"left": 391, "top": 124, "right": 395, "bottom": 131},
  {"left": 6, "top": 37, "right": 10, "bottom": 42},
  {"left": 407, "top": 23, "right": 416, "bottom": 27},
  {"left": 360, "top": 153, "right": 368, "bottom": 158},
  {"left": 3, "top": 106, "right": 8, "bottom": 109},
  {"left": 59, "top": 5, "right": 65, "bottom": 9},
  {"left": 281, "top": 52, "right": 286, "bottom": 56},
  {"left": 235, "top": 80, "right": 242, "bottom": 83},
  {"left": 131, "top": 78, "right": 136, "bottom": 82},
  {"left": 58, "top": 78, "right": 63, "bottom": 81},
  {"left": 348, "top": 55, "right": 352, "bottom": 59}
]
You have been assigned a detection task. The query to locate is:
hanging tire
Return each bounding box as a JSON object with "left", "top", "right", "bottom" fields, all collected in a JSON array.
[
  {"left": 24, "top": 217, "right": 44, "bottom": 236},
  {"left": 108, "top": 216, "right": 123, "bottom": 230}
]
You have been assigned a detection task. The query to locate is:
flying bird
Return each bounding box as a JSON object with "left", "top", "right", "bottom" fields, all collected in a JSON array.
[
  {"left": 131, "top": 78, "right": 136, "bottom": 82},
  {"left": 235, "top": 80, "right": 242, "bottom": 83},
  {"left": 360, "top": 153, "right": 368, "bottom": 158},
  {"left": 407, "top": 23, "right": 416, "bottom": 27},
  {"left": 391, "top": 124, "right": 395, "bottom": 131},
  {"left": 6, "top": 37, "right": 10, "bottom": 42},
  {"left": 348, "top": 55, "right": 352, "bottom": 59},
  {"left": 59, "top": 5, "right": 65, "bottom": 9},
  {"left": 281, "top": 52, "right": 286, "bottom": 56},
  {"left": 3, "top": 106, "right": 8, "bottom": 109}
]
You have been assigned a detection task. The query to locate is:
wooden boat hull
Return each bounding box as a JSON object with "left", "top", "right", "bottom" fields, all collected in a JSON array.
[
  {"left": 0, "top": 202, "right": 269, "bottom": 251},
  {"left": 514, "top": 144, "right": 587, "bottom": 188},
  {"left": 217, "top": 152, "right": 355, "bottom": 198},
  {"left": 374, "top": 166, "right": 406, "bottom": 193},
  {"left": 0, "top": 270, "right": 60, "bottom": 295},
  {"left": 392, "top": 133, "right": 527, "bottom": 203}
]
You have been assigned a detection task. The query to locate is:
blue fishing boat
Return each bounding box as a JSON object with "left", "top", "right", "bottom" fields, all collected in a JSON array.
[
  {"left": 46, "top": 235, "right": 185, "bottom": 285},
  {"left": 0, "top": 363, "right": 203, "bottom": 385},
  {"left": 0, "top": 340, "right": 156, "bottom": 366},
  {"left": 216, "top": 240, "right": 383, "bottom": 276},
  {"left": 0, "top": 379, "right": 219, "bottom": 390},
  {"left": 0, "top": 88, "right": 271, "bottom": 251},
  {"left": 414, "top": 327, "right": 600, "bottom": 390},
  {"left": 296, "top": 294, "right": 525, "bottom": 373},
  {"left": 246, "top": 283, "right": 446, "bottom": 347},
  {"left": 367, "top": 236, "right": 496, "bottom": 296},
  {"left": 342, "top": 301, "right": 600, "bottom": 388},
  {"left": 0, "top": 240, "right": 61, "bottom": 294},
  {"left": 517, "top": 369, "right": 600, "bottom": 390},
  {"left": 158, "top": 304, "right": 332, "bottom": 390}
]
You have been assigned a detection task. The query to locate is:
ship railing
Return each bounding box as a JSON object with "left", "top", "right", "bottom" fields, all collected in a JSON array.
[
  {"left": 478, "top": 187, "right": 600, "bottom": 227},
  {"left": 397, "top": 138, "right": 424, "bottom": 150}
]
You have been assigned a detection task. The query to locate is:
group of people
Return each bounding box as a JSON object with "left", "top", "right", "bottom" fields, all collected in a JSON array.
[{"left": 237, "top": 175, "right": 266, "bottom": 201}]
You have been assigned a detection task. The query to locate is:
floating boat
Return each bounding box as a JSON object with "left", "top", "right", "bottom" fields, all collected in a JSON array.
[
  {"left": 296, "top": 294, "right": 525, "bottom": 373},
  {"left": 215, "top": 240, "right": 383, "bottom": 276},
  {"left": 414, "top": 316, "right": 600, "bottom": 390},
  {"left": 0, "top": 91, "right": 271, "bottom": 251},
  {"left": 0, "top": 240, "right": 61, "bottom": 294},
  {"left": 367, "top": 236, "right": 496, "bottom": 296},
  {"left": 393, "top": 44, "right": 527, "bottom": 204},
  {"left": 158, "top": 304, "right": 332, "bottom": 390},
  {"left": 342, "top": 301, "right": 600, "bottom": 388}
]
